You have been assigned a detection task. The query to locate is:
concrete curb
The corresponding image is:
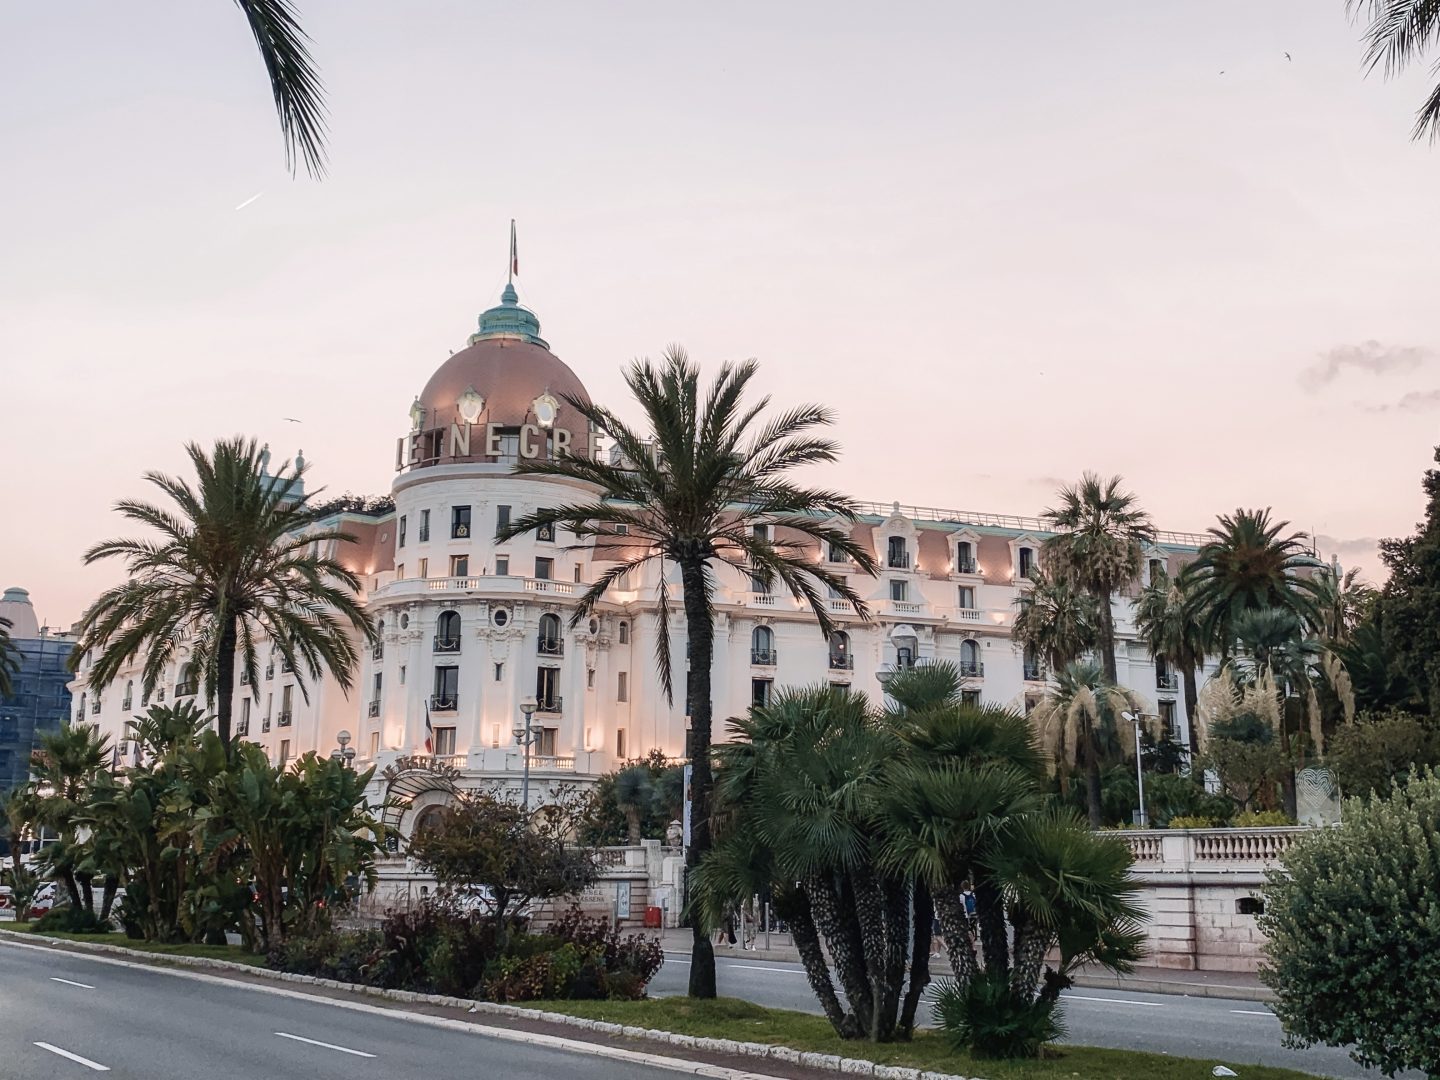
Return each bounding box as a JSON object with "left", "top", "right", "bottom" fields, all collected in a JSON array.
[
  {"left": 1069, "top": 971, "right": 1275, "bottom": 1003},
  {"left": 0, "top": 928, "right": 983, "bottom": 1080}
]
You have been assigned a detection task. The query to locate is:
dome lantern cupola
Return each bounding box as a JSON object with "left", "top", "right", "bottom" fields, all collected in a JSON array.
[{"left": 468, "top": 284, "right": 547, "bottom": 349}]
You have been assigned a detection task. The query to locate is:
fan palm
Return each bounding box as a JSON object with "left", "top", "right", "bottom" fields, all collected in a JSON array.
[
  {"left": 1030, "top": 659, "right": 1145, "bottom": 828},
  {"left": 499, "top": 348, "right": 878, "bottom": 998},
  {"left": 1348, "top": 0, "right": 1440, "bottom": 143},
  {"left": 1011, "top": 571, "right": 1100, "bottom": 675},
  {"left": 29, "top": 724, "right": 111, "bottom": 911},
  {"left": 1041, "top": 474, "right": 1155, "bottom": 683},
  {"left": 1310, "top": 564, "right": 1377, "bottom": 645},
  {"left": 613, "top": 765, "right": 654, "bottom": 845},
  {"left": 1186, "top": 508, "right": 1322, "bottom": 652},
  {"left": 0, "top": 615, "right": 18, "bottom": 698},
  {"left": 1134, "top": 572, "right": 1208, "bottom": 732},
  {"left": 73, "top": 437, "right": 373, "bottom": 753}
]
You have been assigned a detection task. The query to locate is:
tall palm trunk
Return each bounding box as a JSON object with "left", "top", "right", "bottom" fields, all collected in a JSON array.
[
  {"left": 899, "top": 882, "right": 932, "bottom": 1038},
  {"left": 1182, "top": 660, "right": 1200, "bottom": 753},
  {"left": 1097, "top": 588, "right": 1118, "bottom": 683},
  {"left": 1082, "top": 719, "right": 1104, "bottom": 828},
  {"left": 216, "top": 617, "right": 238, "bottom": 752},
  {"left": 679, "top": 554, "right": 718, "bottom": 999}
]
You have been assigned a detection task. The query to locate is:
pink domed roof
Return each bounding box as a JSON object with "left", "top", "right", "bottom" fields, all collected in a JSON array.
[
  {"left": 412, "top": 286, "right": 590, "bottom": 431},
  {"left": 415, "top": 337, "right": 590, "bottom": 431}
]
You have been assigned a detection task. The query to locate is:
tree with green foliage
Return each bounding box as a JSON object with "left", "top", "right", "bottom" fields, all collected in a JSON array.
[
  {"left": 1261, "top": 770, "right": 1440, "bottom": 1076},
  {"left": 1134, "top": 571, "right": 1208, "bottom": 732},
  {"left": 1011, "top": 571, "right": 1099, "bottom": 676},
  {"left": 1041, "top": 473, "right": 1155, "bottom": 684},
  {"left": 73, "top": 438, "right": 372, "bottom": 753},
  {"left": 1327, "top": 710, "right": 1440, "bottom": 798},
  {"left": 0, "top": 614, "right": 17, "bottom": 699},
  {"left": 612, "top": 765, "right": 655, "bottom": 846},
  {"left": 1346, "top": 0, "right": 1440, "bottom": 144},
  {"left": 1310, "top": 563, "right": 1376, "bottom": 645},
  {"left": 1374, "top": 446, "right": 1440, "bottom": 716},
  {"left": 29, "top": 723, "right": 112, "bottom": 916},
  {"left": 1029, "top": 659, "right": 1145, "bottom": 828},
  {"left": 1185, "top": 508, "right": 1320, "bottom": 654},
  {"left": 1333, "top": 618, "right": 1421, "bottom": 715},
  {"left": 407, "top": 791, "right": 599, "bottom": 951},
  {"left": 497, "top": 349, "right": 878, "bottom": 998}
]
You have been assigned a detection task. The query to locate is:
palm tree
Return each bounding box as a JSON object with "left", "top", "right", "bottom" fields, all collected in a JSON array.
[
  {"left": 613, "top": 765, "right": 654, "bottom": 846},
  {"left": 1347, "top": 0, "right": 1440, "bottom": 143},
  {"left": 1134, "top": 572, "right": 1208, "bottom": 733},
  {"left": 498, "top": 349, "right": 878, "bottom": 998},
  {"left": 1310, "top": 563, "right": 1377, "bottom": 645},
  {"left": 234, "top": 1, "right": 329, "bottom": 176},
  {"left": 30, "top": 724, "right": 111, "bottom": 912},
  {"left": 0, "top": 615, "right": 17, "bottom": 699},
  {"left": 73, "top": 438, "right": 373, "bottom": 752},
  {"left": 1011, "top": 571, "right": 1100, "bottom": 675},
  {"left": 1041, "top": 474, "right": 1155, "bottom": 683},
  {"left": 1030, "top": 659, "right": 1145, "bottom": 827},
  {"left": 1186, "top": 508, "right": 1321, "bottom": 653}
]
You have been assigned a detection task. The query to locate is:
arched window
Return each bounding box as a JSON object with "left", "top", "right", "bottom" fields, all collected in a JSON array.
[
  {"left": 1148, "top": 558, "right": 1165, "bottom": 584},
  {"left": 956, "top": 541, "right": 975, "bottom": 574},
  {"left": 887, "top": 536, "right": 909, "bottom": 569},
  {"left": 123, "top": 680, "right": 134, "bottom": 709},
  {"left": 751, "top": 625, "right": 775, "bottom": 665},
  {"left": 538, "top": 613, "right": 563, "bottom": 656},
  {"left": 895, "top": 645, "right": 914, "bottom": 670},
  {"left": 177, "top": 664, "right": 196, "bottom": 696},
  {"left": 829, "top": 631, "right": 851, "bottom": 670},
  {"left": 1018, "top": 546, "right": 1036, "bottom": 580},
  {"left": 1023, "top": 644, "right": 1042, "bottom": 681},
  {"left": 618, "top": 621, "right": 629, "bottom": 644},
  {"left": 960, "top": 639, "right": 981, "bottom": 676},
  {"left": 77, "top": 692, "right": 86, "bottom": 719},
  {"left": 412, "top": 804, "right": 446, "bottom": 838},
  {"left": 435, "top": 610, "right": 461, "bottom": 653}
]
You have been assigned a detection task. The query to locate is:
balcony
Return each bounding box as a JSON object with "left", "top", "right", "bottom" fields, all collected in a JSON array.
[
  {"left": 175, "top": 681, "right": 198, "bottom": 697},
  {"left": 954, "top": 607, "right": 981, "bottom": 621},
  {"left": 372, "top": 644, "right": 384, "bottom": 661},
  {"left": 156, "top": 688, "right": 166, "bottom": 702},
  {"left": 532, "top": 755, "right": 575, "bottom": 771},
  {"left": 537, "top": 696, "right": 564, "bottom": 714},
  {"left": 277, "top": 711, "right": 292, "bottom": 727},
  {"left": 265, "top": 665, "right": 274, "bottom": 681},
  {"left": 413, "top": 752, "right": 467, "bottom": 770},
  {"left": 538, "top": 638, "right": 564, "bottom": 657},
  {"left": 751, "top": 649, "right": 777, "bottom": 666},
  {"left": 890, "top": 600, "right": 922, "bottom": 615},
  {"left": 827, "top": 598, "right": 854, "bottom": 615},
  {"left": 433, "top": 636, "right": 461, "bottom": 654},
  {"left": 262, "top": 717, "right": 272, "bottom": 733},
  {"left": 1156, "top": 672, "right": 1179, "bottom": 691},
  {"left": 955, "top": 559, "right": 978, "bottom": 575},
  {"left": 829, "top": 654, "right": 853, "bottom": 670},
  {"left": 372, "top": 575, "right": 576, "bottom": 601},
  {"left": 368, "top": 699, "right": 381, "bottom": 718},
  {"left": 235, "top": 721, "right": 249, "bottom": 737},
  {"left": 960, "top": 660, "right": 984, "bottom": 678},
  {"left": 430, "top": 695, "right": 458, "bottom": 713},
  {"left": 1023, "top": 664, "right": 1046, "bottom": 682},
  {"left": 121, "top": 698, "right": 133, "bottom": 711},
  {"left": 281, "top": 659, "right": 294, "bottom": 674},
  {"left": 240, "top": 671, "right": 250, "bottom": 685},
  {"left": 887, "top": 551, "right": 911, "bottom": 569},
  {"left": 524, "top": 578, "right": 574, "bottom": 596},
  {"left": 749, "top": 594, "right": 777, "bottom": 608}
]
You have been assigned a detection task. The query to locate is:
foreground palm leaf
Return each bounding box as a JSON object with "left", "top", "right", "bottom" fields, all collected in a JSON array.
[
  {"left": 1348, "top": 0, "right": 1440, "bottom": 143},
  {"left": 499, "top": 347, "right": 877, "bottom": 998},
  {"left": 0, "top": 614, "right": 17, "bottom": 699},
  {"left": 73, "top": 437, "right": 373, "bottom": 751},
  {"left": 234, "top": 0, "right": 328, "bottom": 177}
]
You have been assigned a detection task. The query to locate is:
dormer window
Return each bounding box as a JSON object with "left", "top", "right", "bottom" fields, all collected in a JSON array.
[
  {"left": 887, "top": 536, "right": 909, "bottom": 569},
  {"left": 956, "top": 541, "right": 976, "bottom": 575},
  {"left": 1148, "top": 557, "right": 1165, "bottom": 584},
  {"left": 1018, "top": 546, "right": 1036, "bottom": 581}
]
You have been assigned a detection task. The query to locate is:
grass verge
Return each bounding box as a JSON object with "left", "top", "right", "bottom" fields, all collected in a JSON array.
[
  {"left": 530, "top": 996, "right": 1319, "bottom": 1080},
  {"left": 5, "top": 922, "right": 266, "bottom": 966}
]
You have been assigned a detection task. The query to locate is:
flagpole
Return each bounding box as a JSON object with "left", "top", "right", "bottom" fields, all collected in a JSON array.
[{"left": 508, "top": 219, "right": 516, "bottom": 285}]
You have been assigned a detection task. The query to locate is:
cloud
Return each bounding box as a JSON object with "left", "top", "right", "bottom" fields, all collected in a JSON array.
[
  {"left": 1313, "top": 534, "right": 1380, "bottom": 558},
  {"left": 1300, "top": 341, "right": 1430, "bottom": 390},
  {"left": 1366, "top": 388, "right": 1440, "bottom": 413}
]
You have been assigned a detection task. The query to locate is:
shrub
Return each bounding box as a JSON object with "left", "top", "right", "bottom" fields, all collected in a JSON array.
[
  {"left": 1144, "top": 772, "right": 1234, "bottom": 827},
  {"left": 267, "top": 930, "right": 384, "bottom": 984},
  {"left": 33, "top": 905, "right": 111, "bottom": 934},
  {"left": 1328, "top": 711, "right": 1440, "bottom": 797},
  {"left": 932, "top": 970, "right": 1065, "bottom": 1059},
  {"left": 1166, "top": 814, "right": 1221, "bottom": 829},
  {"left": 1260, "top": 770, "right": 1440, "bottom": 1076},
  {"left": 1232, "top": 809, "right": 1292, "bottom": 827}
]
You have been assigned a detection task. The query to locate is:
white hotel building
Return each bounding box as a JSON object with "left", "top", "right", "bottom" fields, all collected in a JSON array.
[{"left": 71, "top": 284, "right": 1209, "bottom": 831}]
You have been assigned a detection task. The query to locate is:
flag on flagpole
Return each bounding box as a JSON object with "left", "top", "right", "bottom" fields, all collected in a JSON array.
[
  {"left": 424, "top": 697, "right": 433, "bottom": 755},
  {"left": 509, "top": 219, "right": 518, "bottom": 281}
]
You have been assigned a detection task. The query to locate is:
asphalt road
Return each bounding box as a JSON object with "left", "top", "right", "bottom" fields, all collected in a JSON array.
[
  {"left": 651, "top": 950, "right": 1401, "bottom": 1080},
  {"left": 0, "top": 940, "right": 690, "bottom": 1080}
]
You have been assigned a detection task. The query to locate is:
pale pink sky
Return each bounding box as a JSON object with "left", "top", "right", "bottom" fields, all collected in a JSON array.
[{"left": 4, "top": 1, "right": 1438, "bottom": 628}]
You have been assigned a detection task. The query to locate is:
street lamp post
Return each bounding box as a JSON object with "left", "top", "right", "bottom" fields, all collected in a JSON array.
[
  {"left": 1121, "top": 711, "right": 1148, "bottom": 827},
  {"left": 512, "top": 697, "right": 538, "bottom": 809},
  {"left": 330, "top": 729, "right": 357, "bottom": 769}
]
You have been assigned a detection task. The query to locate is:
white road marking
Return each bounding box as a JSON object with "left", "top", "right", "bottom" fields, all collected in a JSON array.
[
  {"left": 1064, "top": 995, "right": 1165, "bottom": 1007},
  {"left": 274, "top": 1032, "right": 377, "bottom": 1058},
  {"left": 50, "top": 977, "right": 96, "bottom": 989},
  {"left": 34, "top": 1043, "right": 109, "bottom": 1071},
  {"left": 727, "top": 964, "right": 807, "bottom": 975},
  {"left": 1231, "top": 1009, "right": 1279, "bottom": 1019}
]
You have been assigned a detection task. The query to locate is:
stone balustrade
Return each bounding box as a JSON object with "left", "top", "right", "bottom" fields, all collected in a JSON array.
[{"left": 1113, "top": 826, "right": 1307, "bottom": 879}]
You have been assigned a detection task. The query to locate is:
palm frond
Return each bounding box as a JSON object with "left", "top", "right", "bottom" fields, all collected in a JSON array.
[{"left": 233, "top": 0, "right": 329, "bottom": 177}]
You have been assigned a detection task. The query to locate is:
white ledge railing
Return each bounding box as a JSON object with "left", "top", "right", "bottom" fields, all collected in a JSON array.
[{"left": 1112, "top": 826, "right": 1308, "bottom": 872}]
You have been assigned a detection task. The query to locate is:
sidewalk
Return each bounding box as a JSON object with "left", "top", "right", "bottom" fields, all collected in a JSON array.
[{"left": 658, "top": 929, "right": 1274, "bottom": 1002}]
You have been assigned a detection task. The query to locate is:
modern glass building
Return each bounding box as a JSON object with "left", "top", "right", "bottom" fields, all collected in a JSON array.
[{"left": 0, "top": 587, "right": 75, "bottom": 796}]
